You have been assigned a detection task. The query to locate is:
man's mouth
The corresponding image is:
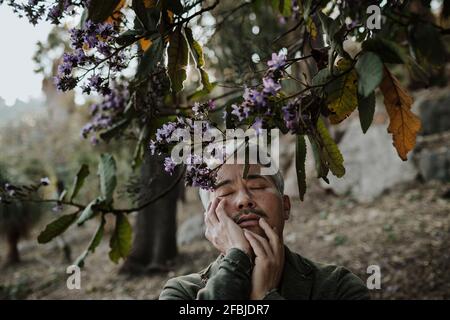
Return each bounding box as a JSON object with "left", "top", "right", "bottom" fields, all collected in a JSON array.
[{"left": 236, "top": 213, "right": 261, "bottom": 228}]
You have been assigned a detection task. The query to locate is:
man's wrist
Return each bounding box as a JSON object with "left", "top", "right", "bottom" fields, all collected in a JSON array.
[{"left": 227, "top": 246, "right": 252, "bottom": 261}]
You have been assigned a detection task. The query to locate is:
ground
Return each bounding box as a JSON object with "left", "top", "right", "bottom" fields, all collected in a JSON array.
[{"left": 0, "top": 180, "right": 449, "bottom": 299}]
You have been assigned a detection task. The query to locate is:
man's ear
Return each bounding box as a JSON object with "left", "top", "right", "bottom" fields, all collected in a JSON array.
[{"left": 282, "top": 195, "right": 291, "bottom": 220}]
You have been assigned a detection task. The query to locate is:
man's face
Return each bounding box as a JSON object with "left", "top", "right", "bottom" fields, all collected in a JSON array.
[{"left": 211, "top": 164, "right": 290, "bottom": 238}]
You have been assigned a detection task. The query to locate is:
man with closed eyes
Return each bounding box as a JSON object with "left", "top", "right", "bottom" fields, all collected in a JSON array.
[{"left": 160, "top": 161, "right": 369, "bottom": 300}]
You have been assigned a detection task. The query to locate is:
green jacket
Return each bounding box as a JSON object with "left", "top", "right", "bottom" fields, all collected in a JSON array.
[{"left": 159, "top": 246, "right": 370, "bottom": 300}]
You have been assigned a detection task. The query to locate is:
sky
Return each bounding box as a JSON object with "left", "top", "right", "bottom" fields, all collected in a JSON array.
[{"left": 0, "top": 6, "right": 52, "bottom": 106}]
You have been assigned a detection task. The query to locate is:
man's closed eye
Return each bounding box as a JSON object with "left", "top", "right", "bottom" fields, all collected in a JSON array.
[{"left": 218, "top": 190, "right": 234, "bottom": 197}]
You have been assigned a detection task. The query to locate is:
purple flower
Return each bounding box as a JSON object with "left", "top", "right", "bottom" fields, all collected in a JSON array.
[
  {"left": 252, "top": 117, "right": 263, "bottom": 135},
  {"left": 262, "top": 77, "right": 282, "bottom": 95},
  {"left": 252, "top": 91, "right": 266, "bottom": 107},
  {"left": 54, "top": 75, "right": 78, "bottom": 91},
  {"left": 192, "top": 102, "right": 200, "bottom": 115},
  {"left": 267, "top": 52, "right": 287, "bottom": 71},
  {"left": 58, "top": 62, "right": 72, "bottom": 75},
  {"left": 156, "top": 122, "right": 177, "bottom": 142},
  {"left": 282, "top": 99, "right": 302, "bottom": 133},
  {"left": 185, "top": 159, "right": 217, "bottom": 190},
  {"left": 90, "top": 136, "right": 99, "bottom": 145},
  {"left": 149, "top": 140, "right": 157, "bottom": 155},
  {"left": 74, "top": 48, "right": 87, "bottom": 64},
  {"left": 243, "top": 88, "right": 267, "bottom": 107},
  {"left": 70, "top": 28, "right": 84, "bottom": 49},
  {"left": 208, "top": 100, "right": 216, "bottom": 110},
  {"left": 88, "top": 74, "right": 103, "bottom": 91},
  {"left": 96, "top": 23, "right": 114, "bottom": 39},
  {"left": 243, "top": 87, "right": 254, "bottom": 101},
  {"left": 47, "top": 5, "right": 63, "bottom": 24},
  {"left": 231, "top": 104, "right": 243, "bottom": 121},
  {"left": 56, "top": 21, "right": 121, "bottom": 94},
  {"left": 164, "top": 157, "right": 176, "bottom": 175},
  {"left": 97, "top": 41, "right": 111, "bottom": 56}
]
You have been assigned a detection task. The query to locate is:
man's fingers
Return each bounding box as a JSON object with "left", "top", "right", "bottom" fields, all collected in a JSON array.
[
  {"left": 215, "top": 199, "right": 229, "bottom": 222},
  {"left": 259, "top": 218, "right": 282, "bottom": 255},
  {"left": 244, "top": 230, "right": 267, "bottom": 257},
  {"left": 246, "top": 228, "right": 272, "bottom": 256},
  {"left": 206, "top": 197, "right": 220, "bottom": 224}
]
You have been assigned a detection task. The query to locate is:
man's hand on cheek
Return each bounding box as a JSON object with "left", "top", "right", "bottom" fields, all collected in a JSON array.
[
  {"left": 243, "top": 218, "right": 285, "bottom": 300},
  {"left": 204, "top": 197, "right": 252, "bottom": 258}
]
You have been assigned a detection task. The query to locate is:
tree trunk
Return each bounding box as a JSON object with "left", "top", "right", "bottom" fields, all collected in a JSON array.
[
  {"left": 5, "top": 229, "right": 20, "bottom": 265},
  {"left": 120, "top": 150, "right": 181, "bottom": 274}
]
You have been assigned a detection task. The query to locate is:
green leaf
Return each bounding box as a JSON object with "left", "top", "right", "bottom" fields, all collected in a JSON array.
[
  {"left": 98, "top": 154, "right": 117, "bottom": 204},
  {"left": 302, "top": 0, "right": 312, "bottom": 21},
  {"left": 184, "top": 27, "right": 204, "bottom": 68},
  {"left": 74, "top": 215, "right": 105, "bottom": 267},
  {"left": 363, "top": 37, "right": 430, "bottom": 83},
  {"left": 87, "top": 0, "right": 122, "bottom": 23},
  {"left": 70, "top": 164, "right": 90, "bottom": 202},
  {"left": 185, "top": 27, "right": 213, "bottom": 92},
  {"left": 88, "top": 216, "right": 105, "bottom": 252},
  {"left": 318, "top": 11, "right": 336, "bottom": 37},
  {"left": 307, "top": 135, "right": 329, "bottom": 183},
  {"left": 362, "top": 37, "right": 407, "bottom": 64},
  {"left": 59, "top": 189, "right": 67, "bottom": 202},
  {"left": 295, "top": 135, "right": 307, "bottom": 201},
  {"left": 168, "top": 26, "right": 189, "bottom": 93},
  {"left": 316, "top": 118, "right": 345, "bottom": 177},
  {"left": 312, "top": 68, "right": 331, "bottom": 86},
  {"left": 325, "top": 59, "right": 358, "bottom": 124},
  {"left": 135, "top": 36, "right": 164, "bottom": 82},
  {"left": 116, "top": 29, "right": 142, "bottom": 46},
  {"left": 358, "top": 92, "right": 376, "bottom": 134},
  {"left": 317, "top": 12, "right": 348, "bottom": 59},
  {"left": 187, "top": 82, "right": 218, "bottom": 101},
  {"left": 109, "top": 213, "right": 132, "bottom": 263},
  {"left": 279, "top": 0, "right": 292, "bottom": 17},
  {"left": 37, "top": 212, "right": 78, "bottom": 244},
  {"left": 355, "top": 52, "right": 383, "bottom": 98},
  {"left": 77, "top": 197, "right": 103, "bottom": 225},
  {"left": 200, "top": 69, "right": 213, "bottom": 92},
  {"left": 132, "top": 0, "right": 160, "bottom": 32}
]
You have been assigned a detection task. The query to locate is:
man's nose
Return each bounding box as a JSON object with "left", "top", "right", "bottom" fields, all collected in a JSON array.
[{"left": 236, "top": 190, "right": 256, "bottom": 210}]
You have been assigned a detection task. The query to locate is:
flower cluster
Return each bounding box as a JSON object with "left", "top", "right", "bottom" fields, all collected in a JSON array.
[
  {"left": 282, "top": 98, "right": 301, "bottom": 133},
  {"left": 227, "top": 51, "right": 287, "bottom": 131},
  {"left": 149, "top": 101, "right": 219, "bottom": 189},
  {"left": 54, "top": 20, "right": 126, "bottom": 94},
  {"left": 184, "top": 155, "right": 217, "bottom": 190},
  {"left": 81, "top": 81, "right": 129, "bottom": 143},
  {"left": 192, "top": 100, "right": 215, "bottom": 120},
  {"left": 2, "top": 0, "right": 89, "bottom": 26}
]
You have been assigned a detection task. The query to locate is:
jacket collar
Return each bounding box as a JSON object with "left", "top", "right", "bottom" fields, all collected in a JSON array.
[{"left": 201, "top": 246, "right": 314, "bottom": 299}]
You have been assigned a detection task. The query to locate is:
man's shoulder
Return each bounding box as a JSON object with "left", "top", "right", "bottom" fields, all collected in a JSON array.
[
  {"left": 289, "top": 251, "right": 370, "bottom": 300},
  {"left": 159, "top": 271, "right": 206, "bottom": 300}
]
